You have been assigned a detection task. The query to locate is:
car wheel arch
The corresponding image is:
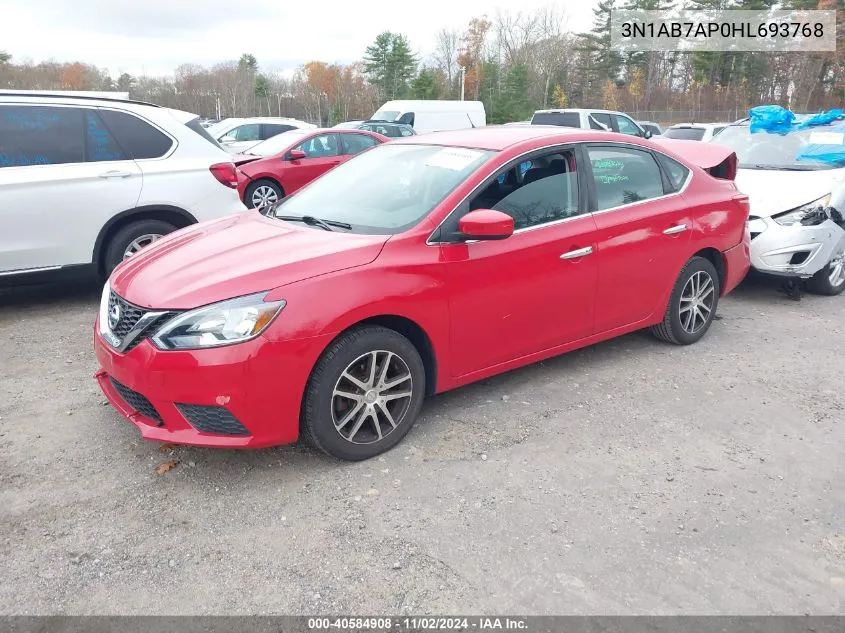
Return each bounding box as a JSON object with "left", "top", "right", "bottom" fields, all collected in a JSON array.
[
  {"left": 245, "top": 177, "right": 285, "bottom": 199},
  {"left": 692, "top": 246, "right": 727, "bottom": 294},
  {"left": 310, "top": 314, "right": 438, "bottom": 398},
  {"left": 92, "top": 205, "right": 197, "bottom": 275}
]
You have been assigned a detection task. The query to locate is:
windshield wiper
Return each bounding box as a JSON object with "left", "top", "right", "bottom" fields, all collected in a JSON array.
[
  {"left": 742, "top": 164, "right": 823, "bottom": 171},
  {"left": 276, "top": 215, "right": 352, "bottom": 231}
]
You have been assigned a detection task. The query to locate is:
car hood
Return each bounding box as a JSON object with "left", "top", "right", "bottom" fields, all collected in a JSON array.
[
  {"left": 735, "top": 167, "right": 845, "bottom": 218},
  {"left": 111, "top": 212, "right": 389, "bottom": 310}
]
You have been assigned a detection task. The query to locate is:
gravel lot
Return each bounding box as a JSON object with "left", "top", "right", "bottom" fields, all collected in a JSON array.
[{"left": 1, "top": 277, "right": 843, "bottom": 615}]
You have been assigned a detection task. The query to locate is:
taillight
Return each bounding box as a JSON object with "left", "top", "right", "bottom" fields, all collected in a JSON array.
[{"left": 209, "top": 162, "right": 238, "bottom": 189}]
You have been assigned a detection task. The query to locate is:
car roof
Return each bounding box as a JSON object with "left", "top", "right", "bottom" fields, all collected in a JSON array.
[
  {"left": 533, "top": 108, "right": 627, "bottom": 115},
  {"left": 0, "top": 90, "right": 159, "bottom": 109},
  {"left": 389, "top": 126, "right": 643, "bottom": 151}
]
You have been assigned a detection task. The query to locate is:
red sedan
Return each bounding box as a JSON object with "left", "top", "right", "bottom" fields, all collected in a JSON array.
[
  {"left": 94, "top": 127, "right": 750, "bottom": 461},
  {"left": 234, "top": 128, "right": 388, "bottom": 208}
]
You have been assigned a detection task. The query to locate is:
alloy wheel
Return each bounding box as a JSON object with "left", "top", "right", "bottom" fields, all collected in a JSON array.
[
  {"left": 251, "top": 185, "right": 279, "bottom": 208},
  {"left": 123, "top": 233, "right": 162, "bottom": 259},
  {"left": 679, "top": 271, "right": 715, "bottom": 334},
  {"left": 331, "top": 350, "right": 413, "bottom": 445},
  {"left": 828, "top": 252, "right": 845, "bottom": 287}
]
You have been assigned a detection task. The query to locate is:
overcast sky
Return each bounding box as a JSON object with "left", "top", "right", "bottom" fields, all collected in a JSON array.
[{"left": 1, "top": 0, "right": 594, "bottom": 77}]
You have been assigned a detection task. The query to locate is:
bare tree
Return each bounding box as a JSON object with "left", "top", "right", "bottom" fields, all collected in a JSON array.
[{"left": 432, "top": 29, "right": 460, "bottom": 97}]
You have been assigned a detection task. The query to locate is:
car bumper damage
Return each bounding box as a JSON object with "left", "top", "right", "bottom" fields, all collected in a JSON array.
[{"left": 747, "top": 208, "right": 845, "bottom": 278}]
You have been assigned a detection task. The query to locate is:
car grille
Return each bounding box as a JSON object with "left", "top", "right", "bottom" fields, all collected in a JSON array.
[
  {"left": 176, "top": 404, "right": 250, "bottom": 436},
  {"left": 106, "top": 291, "right": 175, "bottom": 352},
  {"left": 109, "top": 377, "right": 162, "bottom": 424}
]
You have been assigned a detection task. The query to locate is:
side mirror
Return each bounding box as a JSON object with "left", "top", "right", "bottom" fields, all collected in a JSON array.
[
  {"left": 220, "top": 134, "right": 236, "bottom": 143},
  {"left": 643, "top": 129, "right": 653, "bottom": 139},
  {"left": 288, "top": 149, "right": 308, "bottom": 161},
  {"left": 457, "top": 209, "right": 514, "bottom": 241}
]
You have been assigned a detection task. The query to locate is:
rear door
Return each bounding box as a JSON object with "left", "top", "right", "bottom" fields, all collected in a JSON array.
[
  {"left": 261, "top": 123, "right": 294, "bottom": 140},
  {"left": 284, "top": 133, "right": 342, "bottom": 193},
  {"left": 0, "top": 104, "right": 142, "bottom": 273},
  {"left": 586, "top": 143, "right": 692, "bottom": 333},
  {"left": 339, "top": 133, "right": 380, "bottom": 159}
]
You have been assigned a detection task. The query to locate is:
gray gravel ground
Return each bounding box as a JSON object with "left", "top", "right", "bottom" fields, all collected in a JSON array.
[{"left": 0, "top": 277, "right": 843, "bottom": 615}]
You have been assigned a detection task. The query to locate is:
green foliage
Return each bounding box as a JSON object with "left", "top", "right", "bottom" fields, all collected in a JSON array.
[
  {"left": 0, "top": 51, "right": 10, "bottom": 63},
  {"left": 411, "top": 68, "right": 440, "bottom": 100},
  {"left": 238, "top": 53, "right": 258, "bottom": 73},
  {"left": 254, "top": 73, "right": 270, "bottom": 99},
  {"left": 363, "top": 32, "right": 418, "bottom": 100}
]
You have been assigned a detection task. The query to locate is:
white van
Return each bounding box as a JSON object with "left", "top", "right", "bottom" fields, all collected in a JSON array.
[{"left": 371, "top": 100, "right": 485, "bottom": 134}]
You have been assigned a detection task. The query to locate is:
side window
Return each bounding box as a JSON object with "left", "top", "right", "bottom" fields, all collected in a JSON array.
[
  {"left": 342, "top": 133, "right": 378, "bottom": 156},
  {"left": 471, "top": 150, "right": 581, "bottom": 230},
  {"left": 657, "top": 154, "right": 690, "bottom": 193},
  {"left": 85, "top": 111, "right": 127, "bottom": 162},
  {"left": 614, "top": 115, "right": 642, "bottom": 137},
  {"left": 262, "top": 123, "right": 294, "bottom": 139},
  {"left": 0, "top": 105, "right": 84, "bottom": 167},
  {"left": 221, "top": 123, "right": 260, "bottom": 142},
  {"left": 590, "top": 113, "right": 612, "bottom": 131},
  {"left": 712, "top": 126, "right": 725, "bottom": 137},
  {"left": 588, "top": 146, "right": 665, "bottom": 211},
  {"left": 98, "top": 110, "right": 173, "bottom": 159},
  {"left": 295, "top": 133, "right": 340, "bottom": 158},
  {"left": 397, "top": 112, "right": 415, "bottom": 126}
]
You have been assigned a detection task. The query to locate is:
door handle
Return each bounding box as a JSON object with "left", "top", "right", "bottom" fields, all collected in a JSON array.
[
  {"left": 560, "top": 246, "right": 593, "bottom": 260},
  {"left": 663, "top": 224, "right": 688, "bottom": 235},
  {"left": 98, "top": 170, "right": 132, "bottom": 179}
]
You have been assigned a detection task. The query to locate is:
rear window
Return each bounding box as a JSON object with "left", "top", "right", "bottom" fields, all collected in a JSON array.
[
  {"left": 98, "top": 110, "right": 173, "bottom": 159},
  {"left": 531, "top": 112, "right": 580, "bottom": 128},
  {"left": 664, "top": 127, "right": 706, "bottom": 141}
]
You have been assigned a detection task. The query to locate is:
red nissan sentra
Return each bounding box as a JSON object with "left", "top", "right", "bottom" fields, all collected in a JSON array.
[
  {"left": 234, "top": 128, "right": 388, "bottom": 209},
  {"left": 94, "top": 127, "right": 750, "bottom": 461}
]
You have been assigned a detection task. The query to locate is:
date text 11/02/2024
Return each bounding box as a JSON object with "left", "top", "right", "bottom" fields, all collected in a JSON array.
[
  {"left": 620, "top": 21, "right": 825, "bottom": 39},
  {"left": 307, "top": 617, "right": 529, "bottom": 630}
]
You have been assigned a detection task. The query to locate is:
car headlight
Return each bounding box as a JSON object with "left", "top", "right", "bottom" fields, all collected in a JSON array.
[
  {"left": 772, "top": 194, "right": 831, "bottom": 226},
  {"left": 151, "top": 292, "right": 285, "bottom": 350}
]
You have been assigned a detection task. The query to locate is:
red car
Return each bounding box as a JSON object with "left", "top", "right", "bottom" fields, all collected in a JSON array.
[
  {"left": 234, "top": 128, "right": 388, "bottom": 208},
  {"left": 94, "top": 127, "right": 750, "bottom": 461}
]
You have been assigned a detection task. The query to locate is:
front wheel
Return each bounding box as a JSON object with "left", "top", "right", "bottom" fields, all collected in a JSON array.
[
  {"left": 302, "top": 326, "right": 426, "bottom": 461},
  {"left": 806, "top": 251, "right": 845, "bottom": 296},
  {"left": 651, "top": 256, "right": 721, "bottom": 345}
]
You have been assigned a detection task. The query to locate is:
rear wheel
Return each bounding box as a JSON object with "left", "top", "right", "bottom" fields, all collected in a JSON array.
[
  {"left": 302, "top": 326, "right": 426, "bottom": 461},
  {"left": 651, "top": 256, "right": 721, "bottom": 345},
  {"left": 244, "top": 179, "right": 282, "bottom": 209},
  {"left": 103, "top": 219, "right": 176, "bottom": 275},
  {"left": 806, "top": 251, "right": 845, "bottom": 296}
]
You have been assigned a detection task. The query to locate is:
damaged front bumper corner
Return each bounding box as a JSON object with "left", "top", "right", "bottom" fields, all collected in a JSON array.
[{"left": 748, "top": 216, "right": 845, "bottom": 278}]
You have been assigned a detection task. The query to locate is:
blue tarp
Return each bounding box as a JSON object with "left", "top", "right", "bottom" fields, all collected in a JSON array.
[
  {"left": 749, "top": 104, "right": 845, "bottom": 135},
  {"left": 795, "top": 122, "right": 845, "bottom": 164}
]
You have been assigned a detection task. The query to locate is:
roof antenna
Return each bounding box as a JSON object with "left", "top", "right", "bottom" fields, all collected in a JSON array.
[{"left": 468, "top": 113, "right": 476, "bottom": 128}]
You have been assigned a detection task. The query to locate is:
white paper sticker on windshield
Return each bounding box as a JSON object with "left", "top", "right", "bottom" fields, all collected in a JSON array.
[
  {"left": 425, "top": 148, "right": 484, "bottom": 171},
  {"left": 808, "top": 131, "right": 845, "bottom": 145}
]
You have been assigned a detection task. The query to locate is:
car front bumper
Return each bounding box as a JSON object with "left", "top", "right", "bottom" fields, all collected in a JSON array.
[
  {"left": 94, "top": 322, "right": 334, "bottom": 448},
  {"left": 747, "top": 216, "right": 845, "bottom": 278}
]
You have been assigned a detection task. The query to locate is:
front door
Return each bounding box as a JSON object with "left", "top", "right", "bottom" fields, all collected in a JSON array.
[
  {"left": 285, "top": 133, "right": 342, "bottom": 194},
  {"left": 443, "top": 147, "right": 599, "bottom": 377}
]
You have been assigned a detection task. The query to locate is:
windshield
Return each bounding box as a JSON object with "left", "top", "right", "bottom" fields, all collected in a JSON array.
[
  {"left": 247, "top": 129, "right": 311, "bottom": 156},
  {"left": 272, "top": 144, "right": 494, "bottom": 234},
  {"left": 664, "top": 127, "right": 706, "bottom": 141},
  {"left": 371, "top": 110, "right": 400, "bottom": 122},
  {"left": 715, "top": 123, "right": 845, "bottom": 170}
]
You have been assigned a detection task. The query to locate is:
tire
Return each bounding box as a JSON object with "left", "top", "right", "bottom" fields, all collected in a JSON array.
[
  {"left": 244, "top": 179, "right": 283, "bottom": 209},
  {"left": 103, "top": 219, "right": 177, "bottom": 275},
  {"left": 302, "top": 325, "right": 426, "bottom": 461},
  {"left": 651, "top": 256, "right": 721, "bottom": 345},
  {"left": 806, "top": 251, "right": 845, "bottom": 296}
]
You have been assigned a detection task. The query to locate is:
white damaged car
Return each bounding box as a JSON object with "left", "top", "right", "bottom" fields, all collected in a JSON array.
[{"left": 714, "top": 120, "right": 845, "bottom": 296}]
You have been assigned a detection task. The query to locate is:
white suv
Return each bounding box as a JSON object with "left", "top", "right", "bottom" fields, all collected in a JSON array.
[
  {"left": 0, "top": 92, "right": 246, "bottom": 283},
  {"left": 530, "top": 108, "right": 651, "bottom": 138},
  {"left": 207, "top": 117, "right": 316, "bottom": 154}
]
